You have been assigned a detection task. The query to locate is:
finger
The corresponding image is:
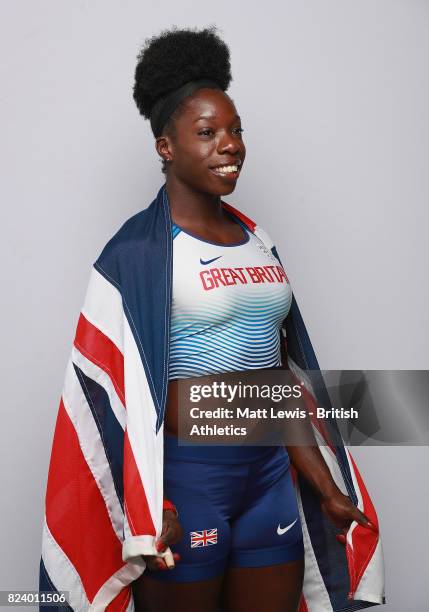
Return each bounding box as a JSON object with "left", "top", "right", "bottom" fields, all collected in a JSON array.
[
  {"left": 338, "top": 525, "right": 348, "bottom": 542},
  {"left": 160, "top": 510, "right": 177, "bottom": 535},
  {"left": 156, "top": 536, "right": 173, "bottom": 553},
  {"left": 144, "top": 556, "right": 165, "bottom": 572},
  {"left": 156, "top": 539, "right": 166, "bottom": 553},
  {"left": 156, "top": 559, "right": 168, "bottom": 570},
  {"left": 147, "top": 549, "right": 176, "bottom": 569},
  {"left": 162, "top": 548, "right": 175, "bottom": 569},
  {"left": 157, "top": 523, "right": 177, "bottom": 552},
  {"left": 156, "top": 549, "right": 180, "bottom": 569},
  {"left": 355, "top": 510, "right": 378, "bottom": 532},
  {"left": 152, "top": 556, "right": 169, "bottom": 571},
  {"left": 158, "top": 520, "right": 175, "bottom": 549},
  {"left": 154, "top": 547, "right": 176, "bottom": 569},
  {"left": 158, "top": 559, "right": 168, "bottom": 571},
  {"left": 336, "top": 533, "right": 346, "bottom": 545}
]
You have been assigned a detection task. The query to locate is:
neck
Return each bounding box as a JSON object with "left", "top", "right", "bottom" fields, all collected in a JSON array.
[{"left": 165, "top": 175, "right": 226, "bottom": 225}]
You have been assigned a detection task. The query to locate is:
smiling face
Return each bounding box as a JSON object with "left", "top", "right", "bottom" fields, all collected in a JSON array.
[{"left": 155, "top": 88, "right": 246, "bottom": 196}]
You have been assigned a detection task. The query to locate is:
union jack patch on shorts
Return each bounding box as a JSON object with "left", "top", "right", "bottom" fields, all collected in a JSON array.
[{"left": 190, "top": 528, "right": 218, "bottom": 547}]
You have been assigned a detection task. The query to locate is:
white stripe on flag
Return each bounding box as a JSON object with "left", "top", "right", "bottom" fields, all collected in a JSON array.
[
  {"left": 62, "top": 356, "right": 124, "bottom": 542},
  {"left": 42, "top": 517, "right": 89, "bottom": 611},
  {"left": 122, "top": 316, "right": 164, "bottom": 541},
  {"left": 344, "top": 447, "right": 365, "bottom": 550},
  {"left": 71, "top": 345, "right": 126, "bottom": 429},
  {"left": 295, "top": 486, "right": 334, "bottom": 612},
  {"left": 126, "top": 592, "right": 136, "bottom": 612},
  {"left": 81, "top": 266, "right": 124, "bottom": 352},
  {"left": 353, "top": 537, "right": 385, "bottom": 604},
  {"left": 90, "top": 561, "right": 144, "bottom": 611}
]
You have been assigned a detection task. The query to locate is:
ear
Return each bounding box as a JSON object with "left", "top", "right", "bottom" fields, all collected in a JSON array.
[{"left": 155, "top": 136, "right": 173, "bottom": 163}]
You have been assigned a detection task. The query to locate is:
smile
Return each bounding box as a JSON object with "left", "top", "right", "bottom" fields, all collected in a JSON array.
[{"left": 210, "top": 164, "right": 241, "bottom": 180}]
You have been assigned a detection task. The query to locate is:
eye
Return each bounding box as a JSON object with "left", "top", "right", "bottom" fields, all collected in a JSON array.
[
  {"left": 198, "top": 128, "right": 214, "bottom": 137},
  {"left": 233, "top": 127, "right": 244, "bottom": 135}
]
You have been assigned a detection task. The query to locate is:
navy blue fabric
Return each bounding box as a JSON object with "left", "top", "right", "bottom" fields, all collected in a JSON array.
[
  {"left": 145, "top": 445, "right": 304, "bottom": 582},
  {"left": 73, "top": 363, "right": 124, "bottom": 509},
  {"left": 39, "top": 558, "right": 73, "bottom": 612},
  {"left": 94, "top": 185, "right": 173, "bottom": 431}
]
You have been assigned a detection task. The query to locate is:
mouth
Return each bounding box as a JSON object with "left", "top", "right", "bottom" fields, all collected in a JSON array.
[{"left": 209, "top": 161, "right": 242, "bottom": 181}]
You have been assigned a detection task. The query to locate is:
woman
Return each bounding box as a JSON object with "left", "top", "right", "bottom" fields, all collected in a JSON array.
[
  {"left": 39, "top": 26, "right": 384, "bottom": 612},
  {"left": 129, "top": 27, "right": 376, "bottom": 612}
]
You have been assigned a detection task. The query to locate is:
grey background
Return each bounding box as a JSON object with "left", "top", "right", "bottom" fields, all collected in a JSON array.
[{"left": 1, "top": 1, "right": 428, "bottom": 610}]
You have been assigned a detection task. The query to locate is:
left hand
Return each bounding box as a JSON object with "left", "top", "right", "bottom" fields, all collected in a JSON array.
[
  {"left": 320, "top": 490, "right": 378, "bottom": 545},
  {"left": 142, "top": 509, "right": 182, "bottom": 571}
]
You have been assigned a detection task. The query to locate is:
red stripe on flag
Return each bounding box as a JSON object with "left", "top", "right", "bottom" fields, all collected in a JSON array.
[
  {"left": 45, "top": 399, "right": 125, "bottom": 602},
  {"left": 346, "top": 451, "right": 379, "bottom": 598},
  {"left": 221, "top": 201, "right": 257, "bottom": 231},
  {"left": 74, "top": 313, "right": 125, "bottom": 406},
  {"left": 123, "top": 430, "right": 156, "bottom": 536},
  {"left": 298, "top": 593, "right": 309, "bottom": 612},
  {"left": 106, "top": 586, "right": 132, "bottom": 611}
]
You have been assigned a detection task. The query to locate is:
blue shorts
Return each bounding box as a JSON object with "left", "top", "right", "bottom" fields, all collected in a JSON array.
[{"left": 145, "top": 437, "right": 304, "bottom": 582}]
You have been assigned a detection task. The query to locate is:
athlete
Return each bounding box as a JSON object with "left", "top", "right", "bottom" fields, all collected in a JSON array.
[{"left": 129, "top": 26, "right": 376, "bottom": 612}]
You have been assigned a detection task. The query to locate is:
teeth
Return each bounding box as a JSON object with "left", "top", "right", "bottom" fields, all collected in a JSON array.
[{"left": 214, "top": 165, "right": 238, "bottom": 174}]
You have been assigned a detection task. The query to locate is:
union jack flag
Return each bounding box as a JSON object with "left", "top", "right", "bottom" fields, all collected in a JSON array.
[
  {"left": 190, "top": 528, "right": 218, "bottom": 548},
  {"left": 39, "top": 184, "right": 385, "bottom": 611}
]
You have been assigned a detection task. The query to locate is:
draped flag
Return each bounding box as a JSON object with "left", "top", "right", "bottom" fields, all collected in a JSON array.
[{"left": 39, "top": 183, "right": 385, "bottom": 611}]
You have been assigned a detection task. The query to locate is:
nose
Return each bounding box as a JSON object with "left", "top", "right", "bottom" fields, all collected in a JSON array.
[{"left": 218, "top": 130, "right": 242, "bottom": 155}]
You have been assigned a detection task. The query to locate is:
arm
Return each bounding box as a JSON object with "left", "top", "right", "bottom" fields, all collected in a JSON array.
[
  {"left": 286, "top": 417, "right": 342, "bottom": 502},
  {"left": 278, "top": 330, "right": 342, "bottom": 500},
  {"left": 283, "top": 364, "right": 378, "bottom": 540}
]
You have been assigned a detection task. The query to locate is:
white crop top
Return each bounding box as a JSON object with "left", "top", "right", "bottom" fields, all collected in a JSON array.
[{"left": 168, "top": 212, "right": 292, "bottom": 381}]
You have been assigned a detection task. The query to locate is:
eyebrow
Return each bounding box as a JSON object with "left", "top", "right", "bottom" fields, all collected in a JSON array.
[{"left": 193, "top": 114, "right": 241, "bottom": 123}]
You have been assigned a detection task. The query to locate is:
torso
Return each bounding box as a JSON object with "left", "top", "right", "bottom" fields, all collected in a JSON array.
[{"left": 165, "top": 208, "right": 292, "bottom": 435}]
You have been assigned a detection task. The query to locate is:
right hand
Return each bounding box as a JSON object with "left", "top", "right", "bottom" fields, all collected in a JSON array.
[{"left": 142, "top": 509, "right": 183, "bottom": 571}]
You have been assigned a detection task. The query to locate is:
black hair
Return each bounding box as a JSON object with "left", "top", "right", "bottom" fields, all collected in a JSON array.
[
  {"left": 133, "top": 25, "right": 233, "bottom": 172},
  {"left": 133, "top": 25, "right": 232, "bottom": 120}
]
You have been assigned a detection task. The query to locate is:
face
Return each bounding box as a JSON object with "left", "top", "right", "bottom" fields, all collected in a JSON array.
[{"left": 156, "top": 88, "right": 246, "bottom": 196}]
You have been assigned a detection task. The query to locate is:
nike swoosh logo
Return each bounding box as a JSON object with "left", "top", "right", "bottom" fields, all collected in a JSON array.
[
  {"left": 277, "top": 518, "right": 298, "bottom": 536},
  {"left": 200, "top": 256, "right": 222, "bottom": 265}
]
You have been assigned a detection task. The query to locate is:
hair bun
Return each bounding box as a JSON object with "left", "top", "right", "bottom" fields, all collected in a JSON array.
[{"left": 133, "top": 25, "right": 232, "bottom": 119}]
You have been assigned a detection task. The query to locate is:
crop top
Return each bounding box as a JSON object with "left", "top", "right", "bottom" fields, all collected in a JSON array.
[{"left": 168, "top": 211, "right": 293, "bottom": 381}]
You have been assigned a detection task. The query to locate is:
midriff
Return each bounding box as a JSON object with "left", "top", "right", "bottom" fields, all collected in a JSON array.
[{"left": 162, "top": 372, "right": 290, "bottom": 464}]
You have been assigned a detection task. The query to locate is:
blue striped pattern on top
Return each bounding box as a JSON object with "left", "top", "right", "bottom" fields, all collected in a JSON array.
[{"left": 168, "top": 219, "right": 293, "bottom": 380}]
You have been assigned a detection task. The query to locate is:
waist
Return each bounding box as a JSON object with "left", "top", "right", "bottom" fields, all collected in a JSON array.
[
  {"left": 164, "top": 367, "right": 288, "bottom": 463},
  {"left": 164, "top": 365, "right": 287, "bottom": 435},
  {"left": 164, "top": 433, "right": 286, "bottom": 464}
]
